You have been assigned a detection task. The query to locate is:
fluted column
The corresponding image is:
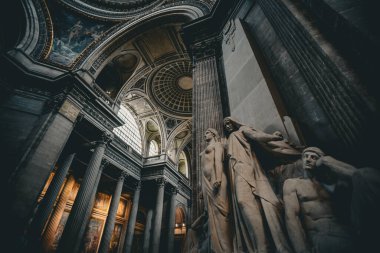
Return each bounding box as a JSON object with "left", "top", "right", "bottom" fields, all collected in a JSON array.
[
  {"left": 255, "top": 0, "right": 370, "bottom": 147},
  {"left": 167, "top": 187, "right": 178, "bottom": 253},
  {"left": 123, "top": 180, "right": 141, "bottom": 253},
  {"left": 98, "top": 172, "right": 126, "bottom": 253},
  {"left": 72, "top": 160, "right": 107, "bottom": 253},
  {"left": 31, "top": 153, "right": 76, "bottom": 240},
  {"left": 41, "top": 175, "right": 75, "bottom": 252},
  {"left": 190, "top": 37, "right": 225, "bottom": 221},
  {"left": 151, "top": 178, "right": 166, "bottom": 253},
  {"left": 142, "top": 209, "right": 153, "bottom": 253},
  {"left": 57, "top": 132, "right": 113, "bottom": 253}
]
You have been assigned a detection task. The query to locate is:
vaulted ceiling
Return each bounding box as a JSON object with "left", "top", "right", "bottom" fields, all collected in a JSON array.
[{"left": 41, "top": 0, "right": 214, "bottom": 159}]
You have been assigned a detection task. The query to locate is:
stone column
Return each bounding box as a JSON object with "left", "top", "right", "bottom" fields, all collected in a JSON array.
[
  {"left": 30, "top": 153, "right": 76, "bottom": 240},
  {"left": 151, "top": 178, "right": 166, "bottom": 253},
  {"left": 72, "top": 160, "right": 107, "bottom": 253},
  {"left": 142, "top": 209, "right": 154, "bottom": 253},
  {"left": 123, "top": 180, "right": 141, "bottom": 253},
  {"left": 41, "top": 175, "right": 75, "bottom": 252},
  {"left": 98, "top": 172, "right": 126, "bottom": 253},
  {"left": 9, "top": 98, "right": 81, "bottom": 248},
  {"left": 57, "top": 132, "right": 112, "bottom": 253},
  {"left": 255, "top": 0, "right": 371, "bottom": 148},
  {"left": 167, "top": 187, "right": 178, "bottom": 253},
  {"left": 190, "top": 37, "right": 226, "bottom": 221}
]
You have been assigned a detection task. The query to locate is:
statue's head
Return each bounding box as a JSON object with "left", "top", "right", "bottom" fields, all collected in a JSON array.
[
  {"left": 205, "top": 128, "right": 219, "bottom": 142},
  {"left": 302, "top": 147, "right": 325, "bottom": 171},
  {"left": 223, "top": 117, "right": 243, "bottom": 134}
]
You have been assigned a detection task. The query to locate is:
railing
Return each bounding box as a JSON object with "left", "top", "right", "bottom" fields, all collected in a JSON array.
[
  {"left": 112, "top": 136, "right": 143, "bottom": 162},
  {"left": 92, "top": 83, "right": 115, "bottom": 107},
  {"left": 143, "top": 154, "right": 190, "bottom": 184},
  {"left": 143, "top": 154, "right": 174, "bottom": 166}
]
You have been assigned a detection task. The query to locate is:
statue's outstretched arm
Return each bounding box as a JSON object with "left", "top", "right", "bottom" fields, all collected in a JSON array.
[
  {"left": 241, "top": 126, "right": 282, "bottom": 143},
  {"left": 317, "top": 156, "right": 356, "bottom": 180}
]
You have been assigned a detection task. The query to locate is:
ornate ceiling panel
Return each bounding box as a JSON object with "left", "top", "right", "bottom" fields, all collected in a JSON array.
[
  {"left": 57, "top": 0, "right": 211, "bottom": 20},
  {"left": 149, "top": 60, "right": 192, "bottom": 116},
  {"left": 80, "top": 0, "right": 163, "bottom": 12}
]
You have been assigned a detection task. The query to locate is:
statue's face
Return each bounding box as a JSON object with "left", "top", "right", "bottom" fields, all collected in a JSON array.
[
  {"left": 302, "top": 151, "right": 319, "bottom": 170},
  {"left": 204, "top": 130, "right": 214, "bottom": 141},
  {"left": 224, "top": 120, "right": 234, "bottom": 133}
]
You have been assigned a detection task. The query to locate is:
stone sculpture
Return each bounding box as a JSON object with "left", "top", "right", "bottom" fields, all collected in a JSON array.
[
  {"left": 223, "top": 117, "right": 293, "bottom": 253},
  {"left": 283, "top": 147, "right": 354, "bottom": 253},
  {"left": 315, "top": 155, "right": 380, "bottom": 252},
  {"left": 199, "top": 128, "right": 233, "bottom": 253},
  {"left": 183, "top": 213, "right": 209, "bottom": 253}
]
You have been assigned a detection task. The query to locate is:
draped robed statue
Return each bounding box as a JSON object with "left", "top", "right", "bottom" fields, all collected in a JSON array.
[{"left": 223, "top": 117, "right": 295, "bottom": 253}]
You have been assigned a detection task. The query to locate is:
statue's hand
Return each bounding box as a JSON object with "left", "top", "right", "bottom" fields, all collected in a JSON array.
[{"left": 213, "top": 181, "right": 221, "bottom": 195}]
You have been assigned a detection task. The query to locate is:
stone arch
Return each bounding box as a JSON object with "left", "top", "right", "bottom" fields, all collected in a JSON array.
[{"left": 76, "top": 6, "right": 205, "bottom": 73}]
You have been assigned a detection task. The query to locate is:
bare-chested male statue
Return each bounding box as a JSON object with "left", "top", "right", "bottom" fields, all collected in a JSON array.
[{"left": 283, "top": 147, "right": 354, "bottom": 253}]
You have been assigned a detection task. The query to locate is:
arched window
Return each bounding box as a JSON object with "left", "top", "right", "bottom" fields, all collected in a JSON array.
[
  {"left": 113, "top": 105, "right": 142, "bottom": 154},
  {"left": 148, "top": 140, "right": 159, "bottom": 157},
  {"left": 175, "top": 207, "right": 186, "bottom": 235},
  {"left": 178, "top": 151, "right": 188, "bottom": 178}
]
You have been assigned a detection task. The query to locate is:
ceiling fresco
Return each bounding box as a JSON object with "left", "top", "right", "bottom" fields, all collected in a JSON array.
[{"left": 46, "top": 1, "right": 112, "bottom": 66}]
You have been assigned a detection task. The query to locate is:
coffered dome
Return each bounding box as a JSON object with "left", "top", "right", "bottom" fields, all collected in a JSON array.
[{"left": 149, "top": 60, "right": 192, "bottom": 117}]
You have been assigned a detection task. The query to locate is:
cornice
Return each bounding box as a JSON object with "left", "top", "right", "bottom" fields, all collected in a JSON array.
[
  {"left": 104, "top": 147, "right": 142, "bottom": 179},
  {"left": 182, "top": 0, "right": 238, "bottom": 49},
  {"left": 58, "top": 0, "right": 209, "bottom": 21}
]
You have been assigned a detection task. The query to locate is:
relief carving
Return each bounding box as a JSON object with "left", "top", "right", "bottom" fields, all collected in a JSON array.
[{"left": 59, "top": 99, "right": 81, "bottom": 122}]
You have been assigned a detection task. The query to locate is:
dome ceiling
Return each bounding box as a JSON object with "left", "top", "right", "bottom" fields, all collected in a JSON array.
[
  {"left": 79, "top": 0, "right": 163, "bottom": 13},
  {"left": 149, "top": 61, "right": 192, "bottom": 116}
]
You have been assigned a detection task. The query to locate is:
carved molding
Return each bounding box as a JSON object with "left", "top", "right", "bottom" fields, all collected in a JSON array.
[
  {"left": 223, "top": 19, "right": 236, "bottom": 52},
  {"left": 59, "top": 99, "right": 81, "bottom": 122},
  {"left": 98, "top": 131, "right": 114, "bottom": 145},
  {"left": 58, "top": 0, "right": 209, "bottom": 21},
  {"left": 28, "top": 0, "right": 53, "bottom": 59},
  {"left": 190, "top": 35, "right": 223, "bottom": 61},
  {"left": 155, "top": 177, "right": 166, "bottom": 187},
  {"left": 104, "top": 149, "right": 141, "bottom": 178}
]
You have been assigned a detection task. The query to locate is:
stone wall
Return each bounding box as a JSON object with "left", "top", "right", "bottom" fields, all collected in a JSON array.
[{"left": 222, "top": 18, "right": 293, "bottom": 140}]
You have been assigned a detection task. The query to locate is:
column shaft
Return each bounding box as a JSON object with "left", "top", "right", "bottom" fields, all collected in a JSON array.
[
  {"left": 142, "top": 209, "right": 153, "bottom": 253},
  {"left": 72, "top": 161, "right": 106, "bottom": 253},
  {"left": 124, "top": 181, "right": 141, "bottom": 253},
  {"left": 98, "top": 174, "right": 125, "bottom": 253},
  {"left": 151, "top": 179, "right": 165, "bottom": 253},
  {"left": 167, "top": 189, "right": 177, "bottom": 253},
  {"left": 41, "top": 175, "right": 75, "bottom": 252},
  {"left": 31, "top": 153, "right": 76, "bottom": 238},
  {"left": 192, "top": 50, "right": 225, "bottom": 220},
  {"left": 57, "top": 140, "right": 107, "bottom": 253}
]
